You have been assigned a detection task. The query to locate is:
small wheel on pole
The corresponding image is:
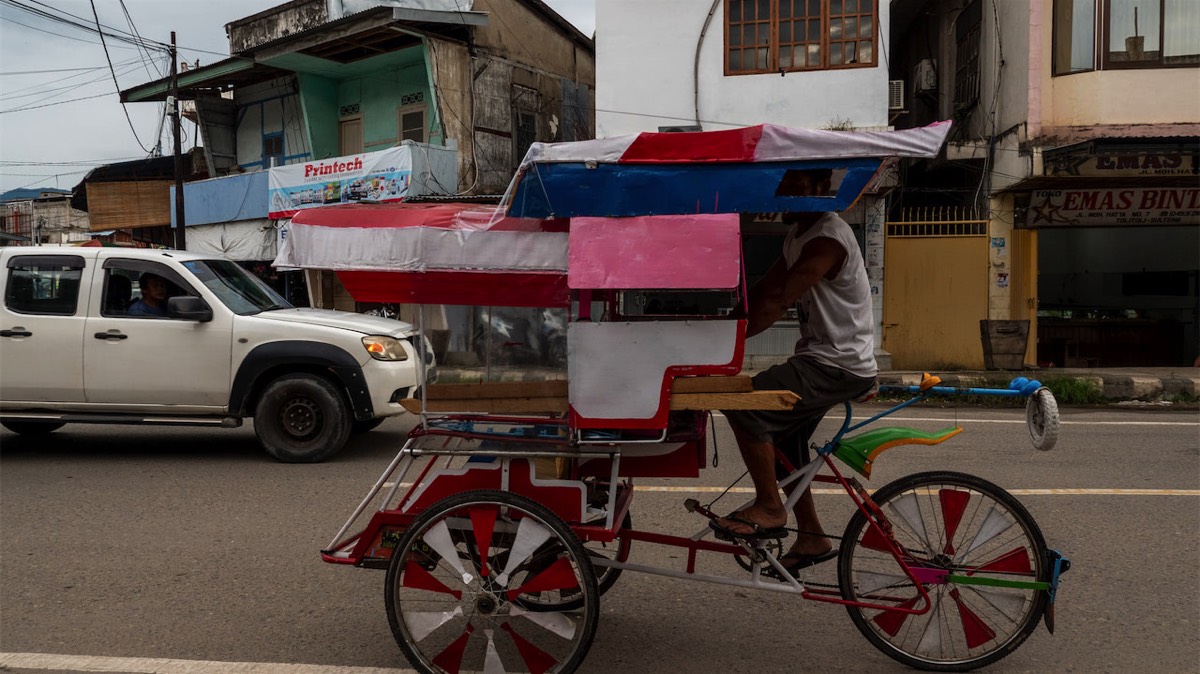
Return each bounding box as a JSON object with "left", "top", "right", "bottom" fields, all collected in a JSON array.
[
  {"left": 838, "top": 471, "right": 1049, "bottom": 672},
  {"left": 1025, "top": 387, "right": 1060, "bottom": 451},
  {"left": 385, "top": 490, "right": 600, "bottom": 674}
]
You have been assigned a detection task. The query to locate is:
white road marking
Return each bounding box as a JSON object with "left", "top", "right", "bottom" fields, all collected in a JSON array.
[
  {"left": 885, "top": 416, "right": 1199, "bottom": 426},
  {"left": 709, "top": 411, "right": 1199, "bottom": 426},
  {"left": 0, "top": 653, "right": 413, "bottom": 674},
  {"left": 627, "top": 486, "right": 1200, "bottom": 496},
  {"left": 382, "top": 482, "right": 1197, "bottom": 496}
]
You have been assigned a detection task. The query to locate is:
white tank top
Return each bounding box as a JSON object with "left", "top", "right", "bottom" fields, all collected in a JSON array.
[{"left": 782, "top": 212, "right": 878, "bottom": 378}]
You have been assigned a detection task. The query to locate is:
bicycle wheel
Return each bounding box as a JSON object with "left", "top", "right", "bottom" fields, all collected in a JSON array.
[
  {"left": 385, "top": 490, "right": 600, "bottom": 674},
  {"left": 838, "top": 471, "right": 1048, "bottom": 672},
  {"left": 517, "top": 512, "right": 632, "bottom": 612}
]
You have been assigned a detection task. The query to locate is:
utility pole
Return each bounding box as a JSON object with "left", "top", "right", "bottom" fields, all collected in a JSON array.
[{"left": 170, "top": 31, "right": 186, "bottom": 250}]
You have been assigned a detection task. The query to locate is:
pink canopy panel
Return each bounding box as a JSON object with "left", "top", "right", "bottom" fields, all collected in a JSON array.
[{"left": 567, "top": 213, "right": 742, "bottom": 290}]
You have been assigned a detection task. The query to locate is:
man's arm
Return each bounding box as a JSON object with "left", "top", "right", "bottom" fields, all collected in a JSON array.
[{"left": 740, "top": 237, "right": 846, "bottom": 337}]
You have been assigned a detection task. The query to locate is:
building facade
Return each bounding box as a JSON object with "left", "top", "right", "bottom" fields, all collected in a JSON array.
[
  {"left": 597, "top": 0, "right": 896, "bottom": 369},
  {"left": 118, "top": 0, "right": 595, "bottom": 312},
  {"left": 890, "top": 0, "right": 1199, "bottom": 368},
  {"left": 0, "top": 190, "right": 91, "bottom": 247}
]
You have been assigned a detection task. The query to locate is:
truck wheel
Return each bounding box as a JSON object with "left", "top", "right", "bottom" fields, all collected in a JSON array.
[
  {"left": 254, "top": 374, "right": 351, "bottom": 463},
  {"left": 1, "top": 421, "right": 65, "bottom": 435}
]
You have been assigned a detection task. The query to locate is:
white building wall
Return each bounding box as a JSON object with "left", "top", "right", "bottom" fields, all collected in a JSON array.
[{"left": 596, "top": 0, "right": 890, "bottom": 136}]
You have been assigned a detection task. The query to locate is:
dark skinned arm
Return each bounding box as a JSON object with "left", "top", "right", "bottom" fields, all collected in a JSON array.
[{"left": 739, "top": 236, "right": 847, "bottom": 338}]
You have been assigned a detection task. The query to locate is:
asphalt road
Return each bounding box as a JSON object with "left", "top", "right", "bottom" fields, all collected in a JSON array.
[{"left": 1, "top": 403, "right": 1197, "bottom": 674}]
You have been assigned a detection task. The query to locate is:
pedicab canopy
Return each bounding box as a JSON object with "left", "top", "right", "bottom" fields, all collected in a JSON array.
[{"left": 274, "top": 121, "right": 952, "bottom": 308}]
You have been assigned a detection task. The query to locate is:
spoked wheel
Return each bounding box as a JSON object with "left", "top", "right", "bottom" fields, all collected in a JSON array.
[
  {"left": 517, "top": 512, "right": 632, "bottom": 612},
  {"left": 838, "top": 471, "right": 1049, "bottom": 672},
  {"left": 1025, "top": 387, "right": 1060, "bottom": 451},
  {"left": 385, "top": 490, "right": 600, "bottom": 674}
]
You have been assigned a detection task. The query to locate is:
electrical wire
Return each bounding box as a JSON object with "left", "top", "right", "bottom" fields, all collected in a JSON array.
[{"left": 89, "top": 0, "right": 152, "bottom": 154}]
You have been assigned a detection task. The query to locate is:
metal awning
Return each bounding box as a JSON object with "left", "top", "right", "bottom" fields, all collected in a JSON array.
[
  {"left": 120, "top": 57, "right": 290, "bottom": 103},
  {"left": 121, "top": 6, "right": 488, "bottom": 103}
]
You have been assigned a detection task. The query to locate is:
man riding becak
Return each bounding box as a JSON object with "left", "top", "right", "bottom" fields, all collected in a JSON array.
[{"left": 711, "top": 168, "right": 878, "bottom": 576}]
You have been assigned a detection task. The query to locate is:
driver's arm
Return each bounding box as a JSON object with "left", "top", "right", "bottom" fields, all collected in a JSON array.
[{"left": 741, "top": 237, "right": 845, "bottom": 337}]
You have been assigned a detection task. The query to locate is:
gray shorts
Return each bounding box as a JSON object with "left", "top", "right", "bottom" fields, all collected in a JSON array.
[{"left": 723, "top": 357, "right": 876, "bottom": 469}]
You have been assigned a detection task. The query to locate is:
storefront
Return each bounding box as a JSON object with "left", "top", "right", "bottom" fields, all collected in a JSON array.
[{"left": 1013, "top": 138, "right": 1199, "bottom": 367}]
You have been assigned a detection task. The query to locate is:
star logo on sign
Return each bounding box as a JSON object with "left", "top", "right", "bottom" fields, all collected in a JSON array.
[
  {"left": 1030, "top": 200, "right": 1063, "bottom": 225},
  {"left": 1046, "top": 154, "right": 1089, "bottom": 176}
]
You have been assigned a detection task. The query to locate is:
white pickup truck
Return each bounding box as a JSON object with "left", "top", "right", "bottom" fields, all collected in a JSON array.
[{"left": 0, "top": 246, "right": 432, "bottom": 462}]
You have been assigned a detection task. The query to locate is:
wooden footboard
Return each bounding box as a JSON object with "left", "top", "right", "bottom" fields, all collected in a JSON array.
[{"left": 398, "top": 376, "right": 800, "bottom": 414}]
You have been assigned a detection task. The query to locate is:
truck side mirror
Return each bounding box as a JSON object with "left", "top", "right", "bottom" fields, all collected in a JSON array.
[{"left": 168, "top": 295, "right": 213, "bottom": 322}]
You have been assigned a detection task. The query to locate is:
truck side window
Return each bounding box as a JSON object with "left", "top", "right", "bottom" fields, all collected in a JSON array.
[
  {"left": 101, "top": 270, "right": 136, "bottom": 316},
  {"left": 4, "top": 255, "right": 85, "bottom": 316},
  {"left": 102, "top": 259, "right": 193, "bottom": 319}
]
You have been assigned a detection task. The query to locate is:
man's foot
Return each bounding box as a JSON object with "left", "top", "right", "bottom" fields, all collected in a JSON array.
[
  {"left": 776, "top": 548, "right": 838, "bottom": 575},
  {"left": 710, "top": 508, "right": 787, "bottom": 541}
]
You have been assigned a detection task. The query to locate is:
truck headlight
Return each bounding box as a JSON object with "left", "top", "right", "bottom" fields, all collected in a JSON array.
[{"left": 362, "top": 336, "right": 409, "bottom": 361}]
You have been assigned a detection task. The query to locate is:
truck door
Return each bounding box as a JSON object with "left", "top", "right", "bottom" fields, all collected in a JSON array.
[
  {"left": 0, "top": 252, "right": 91, "bottom": 402},
  {"left": 83, "top": 258, "right": 233, "bottom": 408}
]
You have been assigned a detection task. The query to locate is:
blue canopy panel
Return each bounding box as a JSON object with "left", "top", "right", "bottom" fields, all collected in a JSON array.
[{"left": 506, "top": 158, "right": 883, "bottom": 219}]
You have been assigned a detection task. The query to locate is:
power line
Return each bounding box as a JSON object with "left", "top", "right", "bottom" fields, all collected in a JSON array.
[
  {"left": 0, "top": 91, "right": 111, "bottom": 114},
  {"left": 0, "top": 65, "right": 110, "bottom": 75},
  {"left": 89, "top": 0, "right": 152, "bottom": 154}
]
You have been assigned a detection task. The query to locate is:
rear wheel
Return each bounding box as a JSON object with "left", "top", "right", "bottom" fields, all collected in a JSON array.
[
  {"left": 516, "top": 511, "right": 632, "bottom": 612},
  {"left": 1, "top": 421, "right": 65, "bottom": 435},
  {"left": 838, "top": 471, "right": 1048, "bottom": 671},
  {"left": 386, "top": 490, "right": 599, "bottom": 674},
  {"left": 254, "top": 374, "right": 351, "bottom": 462}
]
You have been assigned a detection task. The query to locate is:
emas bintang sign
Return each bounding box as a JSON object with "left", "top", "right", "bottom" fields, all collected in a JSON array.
[{"left": 1025, "top": 188, "right": 1200, "bottom": 228}]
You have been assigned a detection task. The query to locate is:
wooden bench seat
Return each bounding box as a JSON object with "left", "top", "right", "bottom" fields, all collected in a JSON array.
[{"left": 399, "top": 376, "right": 800, "bottom": 414}]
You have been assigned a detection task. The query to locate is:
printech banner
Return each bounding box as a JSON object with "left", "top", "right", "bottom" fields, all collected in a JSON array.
[{"left": 268, "top": 146, "right": 413, "bottom": 219}]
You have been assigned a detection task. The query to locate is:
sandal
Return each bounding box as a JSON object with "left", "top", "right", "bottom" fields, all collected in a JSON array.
[{"left": 709, "top": 514, "right": 788, "bottom": 541}]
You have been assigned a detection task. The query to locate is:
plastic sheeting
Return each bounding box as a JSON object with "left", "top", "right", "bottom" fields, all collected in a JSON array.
[
  {"left": 505, "top": 121, "right": 953, "bottom": 218},
  {"left": 187, "top": 219, "right": 277, "bottom": 261}
]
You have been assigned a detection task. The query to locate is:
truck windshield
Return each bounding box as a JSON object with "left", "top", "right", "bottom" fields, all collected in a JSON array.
[{"left": 182, "top": 260, "right": 292, "bottom": 315}]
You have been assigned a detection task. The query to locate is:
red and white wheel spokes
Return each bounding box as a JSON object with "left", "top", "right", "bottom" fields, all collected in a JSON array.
[
  {"left": 850, "top": 485, "right": 1042, "bottom": 662},
  {"left": 396, "top": 504, "right": 589, "bottom": 673}
]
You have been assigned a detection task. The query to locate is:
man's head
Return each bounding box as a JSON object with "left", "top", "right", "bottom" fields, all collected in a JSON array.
[
  {"left": 138, "top": 273, "right": 168, "bottom": 305},
  {"left": 776, "top": 168, "right": 834, "bottom": 227},
  {"left": 775, "top": 168, "right": 834, "bottom": 198}
]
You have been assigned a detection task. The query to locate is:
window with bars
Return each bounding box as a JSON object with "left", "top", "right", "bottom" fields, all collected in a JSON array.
[
  {"left": 726, "top": 0, "right": 877, "bottom": 75},
  {"left": 954, "top": 0, "right": 982, "bottom": 110},
  {"left": 399, "top": 105, "right": 425, "bottom": 143},
  {"left": 263, "top": 133, "right": 284, "bottom": 168}
]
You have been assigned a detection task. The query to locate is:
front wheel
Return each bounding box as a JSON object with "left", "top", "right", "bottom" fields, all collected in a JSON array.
[
  {"left": 386, "top": 490, "right": 600, "bottom": 674},
  {"left": 254, "top": 374, "right": 351, "bottom": 462},
  {"left": 838, "top": 471, "right": 1048, "bottom": 672}
]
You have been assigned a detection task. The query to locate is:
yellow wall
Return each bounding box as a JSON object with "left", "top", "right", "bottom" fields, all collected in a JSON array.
[
  {"left": 1045, "top": 69, "right": 1200, "bottom": 127},
  {"left": 1037, "top": 0, "right": 1200, "bottom": 128}
]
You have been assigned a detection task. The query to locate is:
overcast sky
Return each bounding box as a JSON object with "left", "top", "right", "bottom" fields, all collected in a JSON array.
[{"left": 0, "top": 0, "right": 596, "bottom": 195}]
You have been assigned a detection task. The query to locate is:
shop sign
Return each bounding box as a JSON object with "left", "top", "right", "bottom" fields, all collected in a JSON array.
[
  {"left": 1046, "top": 150, "right": 1199, "bottom": 177},
  {"left": 1026, "top": 188, "right": 1200, "bottom": 227},
  {"left": 268, "top": 146, "right": 413, "bottom": 219}
]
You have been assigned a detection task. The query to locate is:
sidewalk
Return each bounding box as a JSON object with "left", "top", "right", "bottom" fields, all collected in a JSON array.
[
  {"left": 434, "top": 363, "right": 1200, "bottom": 403},
  {"left": 874, "top": 367, "right": 1200, "bottom": 402}
]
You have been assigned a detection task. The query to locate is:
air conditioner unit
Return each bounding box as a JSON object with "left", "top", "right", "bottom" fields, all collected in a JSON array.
[
  {"left": 915, "top": 59, "right": 938, "bottom": 92},
  {"left": 888, "top": 80, "right": 905, "bottom": 110}
]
